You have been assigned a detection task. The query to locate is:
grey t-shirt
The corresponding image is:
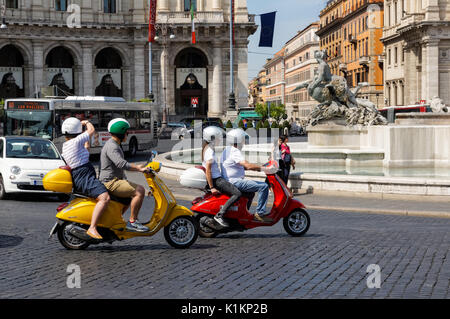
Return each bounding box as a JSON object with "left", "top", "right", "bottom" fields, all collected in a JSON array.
[{"left": 99, "top": 138, "right": 132, "bottom": 183}]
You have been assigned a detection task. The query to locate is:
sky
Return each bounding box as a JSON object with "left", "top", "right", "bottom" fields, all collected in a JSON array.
[{"left": 246, "top": 0, "right": 328, "bottom": 82}]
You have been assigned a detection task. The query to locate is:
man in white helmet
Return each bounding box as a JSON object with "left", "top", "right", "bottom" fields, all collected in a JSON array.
[{"left": 220, "top": 128, "right": 271, "bottom": 222}]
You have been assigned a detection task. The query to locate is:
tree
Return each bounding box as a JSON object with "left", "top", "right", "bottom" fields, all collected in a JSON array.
[
  {"left": 255, "top": 103, "right": 268, "bottom": 120},
  {"left": 270, "top": 104, "right": 287, "bottom": 125},
  {"left": 255, "top": 120, "right": 262, "bottom": 130},
  {"left": 263, "top": 119, "right": 270, "bottom": 128},
  {"left": 225, "top": 120, "right": 233, "bottom": 129},
  {"left": 238, "top": 119, "right": 245, "bottom": 129}
]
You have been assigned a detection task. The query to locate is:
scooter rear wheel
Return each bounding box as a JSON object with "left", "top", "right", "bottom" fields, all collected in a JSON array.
[
  {"left": 164, "top": 216, "right": 199, "bottom": 249},
  {"left": 283, "top": 209, "right": 310, "bottom": 237},
  {"left": 57, "top": 222, "right": 90, "bottom": 250},
  {"left": 195, "top": 215, "right": 219, "bottom": 238}
]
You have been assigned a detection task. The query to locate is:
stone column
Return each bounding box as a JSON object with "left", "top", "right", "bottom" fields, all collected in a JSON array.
[
  {"left": 32, "top": 40, "right": 44, "bottom": 96},
  {"left": 198, "top": 0, "right": 204, "bottom": 11},
  {"left": 424, "top": 39, "right": 440, "bottom": 102},
  {"left": 210, "top": 44, "right": 223, "bottom": 117},
  {"left": 122, "top": 66, "right": 131, "bottom": 101},
  {"left": 159, "top": 0, "right": 170, "bottom": 11},
  {"left": 81, "top": 44, "right": 94, "bottom": 96},
  {"left": 212, "top": 0, "right": 222, "bottom": 10},
  {"left": 176, "top": 0, "right": 183, "bottom": 11},
  {"left": 133, "top": 43, "right": 146, "bottom": 100}
]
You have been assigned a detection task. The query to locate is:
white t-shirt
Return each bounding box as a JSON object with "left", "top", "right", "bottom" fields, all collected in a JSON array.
[
  {"left": 221, "top": 146, "right": 245, "bottom": 183},
  {"left": 62, "top": 131, "right": 90, "bottom": 169},
  {"left": 202, "top": 147, "right": 222, "bottom": 179}
]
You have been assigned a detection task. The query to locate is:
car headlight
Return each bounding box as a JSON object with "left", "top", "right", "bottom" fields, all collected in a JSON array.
[{"left": 10, "top": 166, "right": 21, "bottom": 175}]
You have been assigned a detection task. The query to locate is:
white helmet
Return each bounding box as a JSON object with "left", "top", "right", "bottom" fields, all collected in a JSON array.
[
  {"left": 226, "top": 128, "right": 248, "bottom": 147},
  {"left": 61, "top": 117, "right": 82, "bottom": 135},
  {"left": 203, "top": 126, "right": 224, "bottom": 145}
]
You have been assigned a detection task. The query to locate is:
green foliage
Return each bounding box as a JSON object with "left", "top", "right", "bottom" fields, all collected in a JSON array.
[
  {"left": 255, "top": 103, "right": 268, "bottom": 120},
  {"left": 271, "top": 121, "right": 279, "bottom": 128},
  {"left": 238, "top": 119, "right": 244, "bottom": 129},
  {"left": 282, "top": 120, "right": 291, "bottom": 130},
  {"left": 255, "top": 121, "right": 262, "bottom": 130},
  {"left": 270, "top": 104, "right": 287, "bottom": 125},
  {"left": 263, "top": 120, "right": 270, "bottom": 128},
  {"left": 246, "top": 120, "right": 253, "bottom": 129},
  {"left": 225, "top": 120, "right": 233, "bottom": 129}
]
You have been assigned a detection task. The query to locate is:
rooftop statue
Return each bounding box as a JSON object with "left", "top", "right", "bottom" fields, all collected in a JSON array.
[{"left": 294, "top": 50, "right": 387, "bottom": 126}]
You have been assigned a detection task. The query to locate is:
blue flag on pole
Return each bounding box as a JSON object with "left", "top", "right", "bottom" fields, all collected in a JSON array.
[{"left": 259, "top": 12, "right": 276, "bottom": 47}]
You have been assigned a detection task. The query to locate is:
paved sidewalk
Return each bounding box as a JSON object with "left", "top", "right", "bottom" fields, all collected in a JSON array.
[{"left": 125, "top": 171, "right": 450, "bottom": 219}]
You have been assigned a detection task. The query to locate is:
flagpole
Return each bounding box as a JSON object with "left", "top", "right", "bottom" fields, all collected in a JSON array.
[
  {"left": 148, "top": 0, "right": 154, "bottom": 102},
  {"left": 228, "top": 0, "right": 236, "bottom": 110}
]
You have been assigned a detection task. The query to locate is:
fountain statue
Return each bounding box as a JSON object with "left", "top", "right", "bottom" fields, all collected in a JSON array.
[{"left": 294, "top": 50, "right": 387, "bottom": 126}]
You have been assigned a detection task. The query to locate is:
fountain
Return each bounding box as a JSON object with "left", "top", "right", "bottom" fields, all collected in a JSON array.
[{"left": 157, "top": 50, "right": 450, "bottom": 197}]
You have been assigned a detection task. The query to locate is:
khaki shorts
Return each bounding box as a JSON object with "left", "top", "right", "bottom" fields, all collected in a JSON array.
[{"left": 103, "top": 178, "right": 139, "bottom": 198}]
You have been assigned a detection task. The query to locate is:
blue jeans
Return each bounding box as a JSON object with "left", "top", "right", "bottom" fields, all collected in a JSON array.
[{"left": 231, "top": 179, "right": 269, "bottom": 215}]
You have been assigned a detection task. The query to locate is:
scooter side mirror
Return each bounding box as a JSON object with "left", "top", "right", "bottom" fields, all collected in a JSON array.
[{"left": 147, "top": 150, "right": 158, "bottom": 164}]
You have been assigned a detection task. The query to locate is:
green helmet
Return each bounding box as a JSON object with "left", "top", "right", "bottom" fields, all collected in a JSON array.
[{"left": 108, "top": 118, "right": 130, "bottom": 135}]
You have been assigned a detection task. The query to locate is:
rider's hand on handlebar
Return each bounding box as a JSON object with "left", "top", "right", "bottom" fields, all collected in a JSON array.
[{"left": 210, "top": 187, "right": 220, "bottom": 195}]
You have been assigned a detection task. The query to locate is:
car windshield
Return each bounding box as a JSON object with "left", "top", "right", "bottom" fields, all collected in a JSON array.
[
  {"left": 5, "top": 110, "right": 53, "bottom": 139},
  {"left": 6, "top": 139, "right": 60, "bottom": 160}
]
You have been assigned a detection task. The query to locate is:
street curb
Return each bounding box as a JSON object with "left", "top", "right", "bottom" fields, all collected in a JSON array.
[{"left": 170, "top": 191, "right": 450, "bottom": 220}]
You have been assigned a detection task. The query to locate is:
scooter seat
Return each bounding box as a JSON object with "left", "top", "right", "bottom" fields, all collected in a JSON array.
[{"left": 71, "top": 193, "right": 131, "bottom": 206}]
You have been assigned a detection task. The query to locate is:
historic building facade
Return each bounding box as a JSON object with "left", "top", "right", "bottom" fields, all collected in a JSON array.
[
  {"left": 317, "top": 0, "right": 384, "bottom": 107},
  {"left": 263, "top": 48, "right": 285, "bottom": 109},
  {"left": 381, "top": 0, "right": 450, "bottom": 106},
  {"left": 284, "top": 23, "right": 320, "bottom": 122},
  {"left": 0, "top": 0, "right": 256, "bottom": 120}
]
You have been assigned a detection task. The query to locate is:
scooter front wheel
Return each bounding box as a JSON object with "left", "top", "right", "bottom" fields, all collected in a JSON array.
[
  {"left": 57, "top": 222, "right": 90, "bottom": 250},
  {"left": 283, "top": 209, "right": 310, "bottom": 237},
  {"left": 164, "top": 216, "right": 199, "bottom": 249}
]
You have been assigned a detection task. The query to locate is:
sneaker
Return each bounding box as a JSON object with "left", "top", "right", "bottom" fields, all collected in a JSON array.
[
  {"left": 254, "top": 213, "right": 273, "bottom": 223},
  {"left": 214, "top": 215, "right": 229, "bottom": 228},
  {"left": 126, "top": 220, "right": 150, "bottom": 232}
]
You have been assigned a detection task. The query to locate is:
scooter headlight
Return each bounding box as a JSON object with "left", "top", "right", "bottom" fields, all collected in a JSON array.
[{"left": 10, "top": 166, "right": 21, "bottom": 175}]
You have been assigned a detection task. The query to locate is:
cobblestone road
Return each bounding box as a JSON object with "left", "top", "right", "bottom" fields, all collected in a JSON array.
[{"left": 0, "top": 194, "right": 448, "bottom": 299}]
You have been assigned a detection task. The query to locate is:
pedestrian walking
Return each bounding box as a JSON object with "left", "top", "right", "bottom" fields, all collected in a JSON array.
[{"left": 280, "top": 135, "right": 295, "bottom": 186}]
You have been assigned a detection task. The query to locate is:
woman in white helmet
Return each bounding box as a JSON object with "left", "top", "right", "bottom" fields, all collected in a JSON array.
[
  {"left": 202, "top": 126, "right": 242, "bottom": 228},
  {"left": 61, "top": 117, "right": 110, "bottom": 240}
]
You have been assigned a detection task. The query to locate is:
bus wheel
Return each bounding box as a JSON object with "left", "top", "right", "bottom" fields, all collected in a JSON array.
[{"left": 128, "top": 138, "right": 138, "bottom": 157}]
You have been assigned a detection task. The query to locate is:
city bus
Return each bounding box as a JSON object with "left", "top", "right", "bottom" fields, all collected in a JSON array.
[
  {"left": 3, "top": 97, "right": 159, "bottom": 157},
  {"left": 379, "top": 104, "right": 431, "bottom": 123}
]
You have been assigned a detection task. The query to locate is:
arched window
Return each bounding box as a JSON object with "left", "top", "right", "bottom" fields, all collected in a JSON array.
[
  {"left": 104, "top": 0, "right": 116, "bottom": 13},
  {"left": 55, "top": 0, "right": 67, "bottom": 11},
  {"left": 6, "top": 0, "right": 18, "bottom": 8},
  {"left": 184, "top": 0, "right": 197, "bottom": 11}
]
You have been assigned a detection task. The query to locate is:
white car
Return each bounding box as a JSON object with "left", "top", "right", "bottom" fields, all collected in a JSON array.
[{"left": 0, "top": 136, "right": 66, "bottom": 200}]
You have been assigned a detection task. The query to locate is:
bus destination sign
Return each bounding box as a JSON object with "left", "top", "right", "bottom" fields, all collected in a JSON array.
[{"left": 8, "top": 101, "right": 50, "bottom": 111}]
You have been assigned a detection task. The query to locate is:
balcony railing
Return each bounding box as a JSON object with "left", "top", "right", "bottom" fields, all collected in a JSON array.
[
  {"left": 157, "top": 11, "right": 224, "bottom": 23},
  {"left": 359, "top": 56, "right": 370, "bottom": 65}
]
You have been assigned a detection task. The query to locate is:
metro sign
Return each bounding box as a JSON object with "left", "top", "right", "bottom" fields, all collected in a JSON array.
[{"left": 191, "top": 97, "right": 199, "bottom": 108}]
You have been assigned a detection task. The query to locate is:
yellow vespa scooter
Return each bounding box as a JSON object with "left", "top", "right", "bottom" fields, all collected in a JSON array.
[{"left": 44, "top": 152, "right": 198, "bottom": 250}]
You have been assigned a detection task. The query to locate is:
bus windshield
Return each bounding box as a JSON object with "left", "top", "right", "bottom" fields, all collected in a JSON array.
[{"left": 5, "top": 110, "right": 53, "bottom": 139}]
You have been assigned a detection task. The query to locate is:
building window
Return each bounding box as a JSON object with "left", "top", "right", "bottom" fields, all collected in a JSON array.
[
  {"left": 104, "top": 0, "right": 116, "bottom": 13},
  {"left": 388, "top": 49, "right": 391, "bottom": 65},
  {"left": 395, "top": 47, "right": 398, "bottom": 64},
  {"left": 184, "top": 0, "right": 197, "bottom": 11},
  {"left": 6, "top": 0, "right": 19, "bottom": 8},
  {"left": 55, "top": 0, "right": 67, "bottom": 11}
]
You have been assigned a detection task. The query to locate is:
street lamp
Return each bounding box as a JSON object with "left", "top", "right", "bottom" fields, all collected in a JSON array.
[{"left": 153, "top": 17, "right": 175, "bottom": 127}]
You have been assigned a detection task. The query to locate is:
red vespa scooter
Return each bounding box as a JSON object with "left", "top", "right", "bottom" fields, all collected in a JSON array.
[{"left": 190, "top": 160, "right": 310, "bottom": 238}]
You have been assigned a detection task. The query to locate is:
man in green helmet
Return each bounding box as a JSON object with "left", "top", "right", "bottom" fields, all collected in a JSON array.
[{"left": 99, "top": 118, "right": 150, "bottom": 232}]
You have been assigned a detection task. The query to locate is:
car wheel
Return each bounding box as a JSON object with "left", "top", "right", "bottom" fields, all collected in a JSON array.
[{"left": 0, "top": 175, "right": 9, "bottom": 200}]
